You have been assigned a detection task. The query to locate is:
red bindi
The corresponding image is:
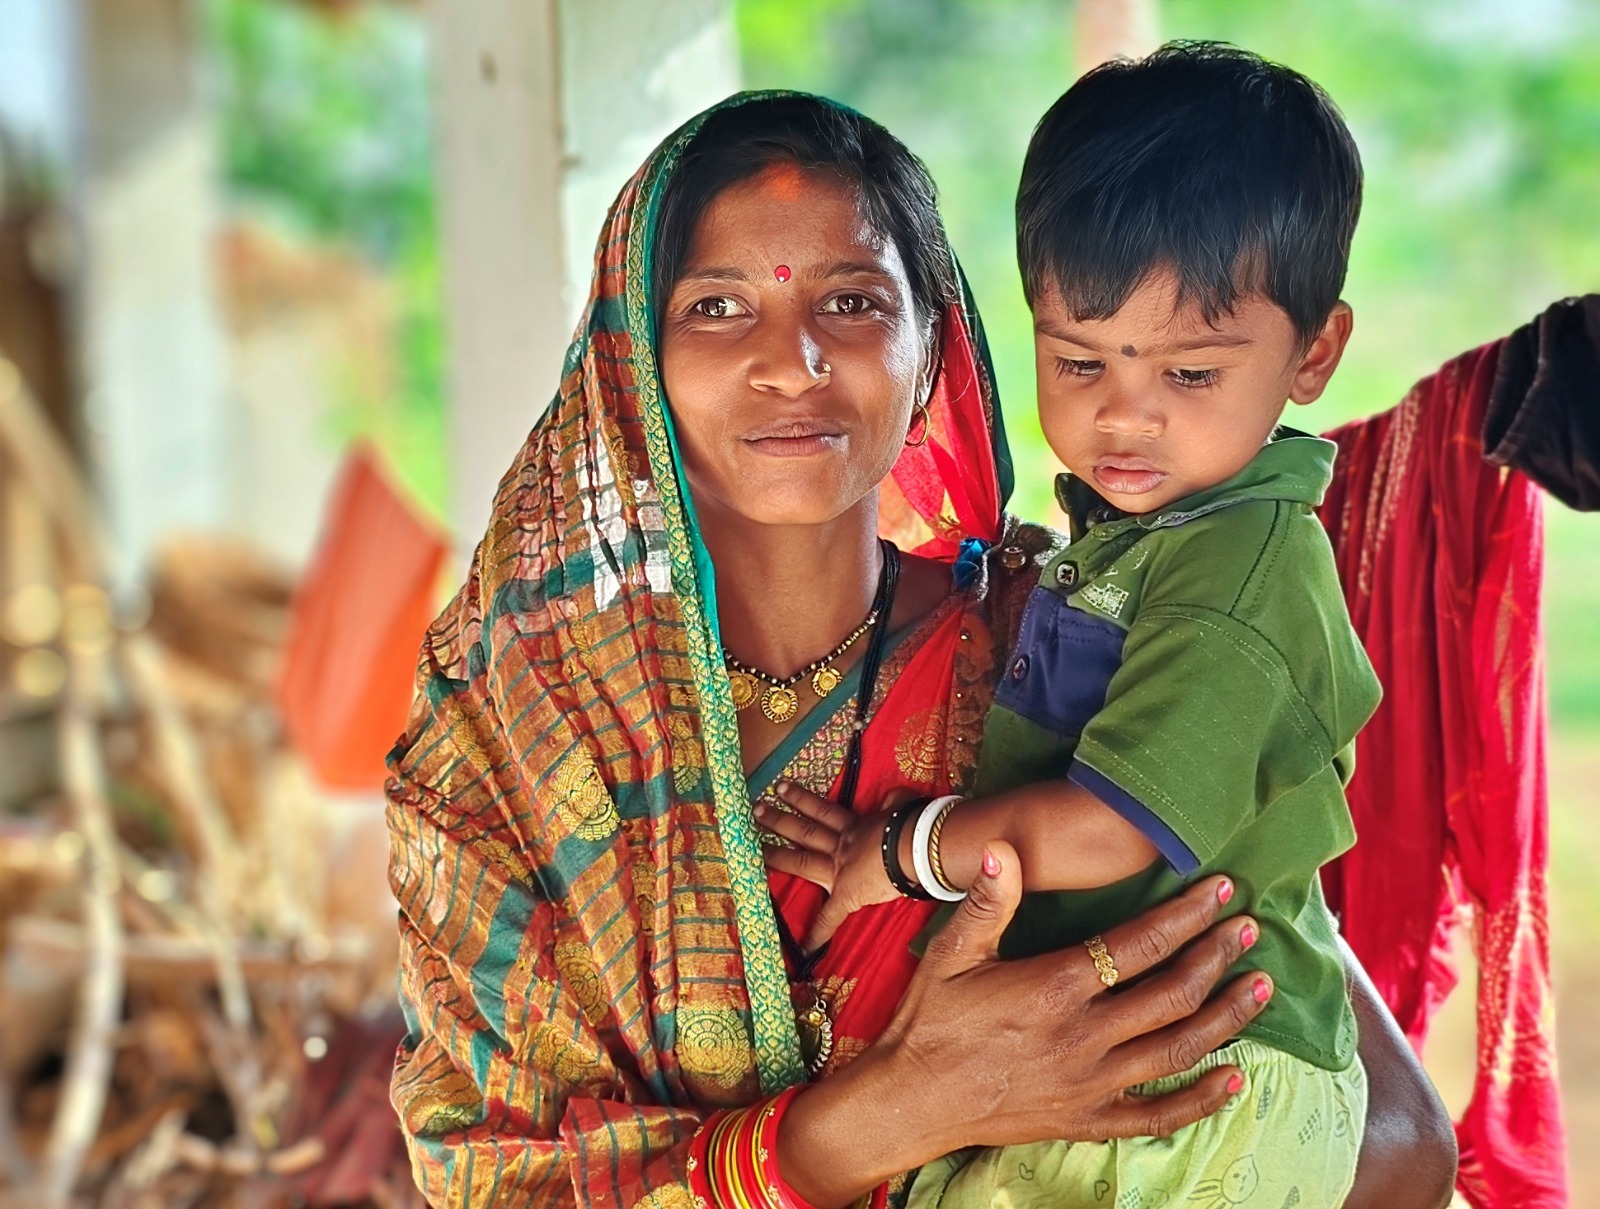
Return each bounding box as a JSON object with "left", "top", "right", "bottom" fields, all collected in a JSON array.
[{"left": 774, "top": 265, "right": 791, "bottom": 283}]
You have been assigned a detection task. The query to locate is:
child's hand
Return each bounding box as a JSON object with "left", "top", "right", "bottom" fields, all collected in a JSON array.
[{"left": 758, "top": 781, "right": 902, "bottom": 950}]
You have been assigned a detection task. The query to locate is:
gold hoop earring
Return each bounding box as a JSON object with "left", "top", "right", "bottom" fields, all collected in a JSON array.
[{"left": 905, "top": 401, "right": 931, "bottom": 449}]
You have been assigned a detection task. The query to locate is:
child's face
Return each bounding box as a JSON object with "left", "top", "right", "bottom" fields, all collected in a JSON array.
[{"left": 1032, "top": 268, "right": 1352, "bottom": 514}]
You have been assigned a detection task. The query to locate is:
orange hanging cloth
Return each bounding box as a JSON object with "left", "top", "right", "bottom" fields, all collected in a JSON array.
[
  {"left": 277, "top": 447, "right": 448, "bottom": 790},
  {"left": 1318, "top": 302, "right": 1593, "bottom": 1208}
]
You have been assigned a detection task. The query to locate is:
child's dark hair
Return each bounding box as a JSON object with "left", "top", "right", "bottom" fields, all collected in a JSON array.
[
  {"left": 1016, "top": 41, "right": 1362, "bottom": 348},
  {"left": 654, "top": 95, "right": 958, "bottom": 335}
]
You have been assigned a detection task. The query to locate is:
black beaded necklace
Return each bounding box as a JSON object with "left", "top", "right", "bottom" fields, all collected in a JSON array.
[{"left": 765, "top": 538, "right": 900, "bottom": 1075}]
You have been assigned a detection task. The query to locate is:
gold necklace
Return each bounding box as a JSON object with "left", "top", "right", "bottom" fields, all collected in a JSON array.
[{"left": 722, "top": 609, "right": 880, "bottom": 725}]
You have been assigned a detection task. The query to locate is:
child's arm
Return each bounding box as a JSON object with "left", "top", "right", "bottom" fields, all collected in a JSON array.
[
  {"left": 759, "top": 779, "right": 1161, "bottom": 950},
  {"left": 921, "top": 781, "right": 1160, "bottom": 893}
]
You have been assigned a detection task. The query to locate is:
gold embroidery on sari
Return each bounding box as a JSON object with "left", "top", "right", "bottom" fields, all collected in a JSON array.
[
  {"left": 553, "top": 753, "right": 622, "bottom": 840},
  {"left": 401, "top": 1067, "right": 484, "bottom": 1136},
  {"left": 636, "top": 1188, "right": 697, "bottom": 1209},
  {"left": 478, "top": 837, "right": 537, "bottom": 888},
  {"left": 528, "top": 1021, "right": 606, "bottom": 1086},
  {"left": 677, "top": 1007, "right": 753, "bottom": 1089},
  {"left": 895, "top": 707, "right": 943, "bottom": 784},
  {"left": 555, "top": 942, "right": 608, "bottom": 1026},
  {"left": 447, "top": 716, "right": 493, "bottom": 774}
]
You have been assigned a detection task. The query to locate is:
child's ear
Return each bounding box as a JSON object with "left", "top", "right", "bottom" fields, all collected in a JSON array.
[{"left": 1288, "top": 302, "right": 1354, "bottom": 406}]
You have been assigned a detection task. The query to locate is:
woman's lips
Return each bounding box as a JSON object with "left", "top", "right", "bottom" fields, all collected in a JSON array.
[
  {"left": 1092, "top": 462, "right": 1167, "bottom": 495},
  {"left": 743, "top": 423, "right": 846, "bottom": 457}
]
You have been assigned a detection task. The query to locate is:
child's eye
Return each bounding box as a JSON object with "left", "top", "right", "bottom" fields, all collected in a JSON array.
[
  {"left": 690, "top": 296, "right": 749, "bottom": 319},
  {"left": 1055, "top": 358, "right": 1104, "bottom": 379},
  {"left": 821, "top": 293, "right": 879, "bottom": 316},
  {"left": 1170, "top": 368, "right": 1219, "bottom": 388}
]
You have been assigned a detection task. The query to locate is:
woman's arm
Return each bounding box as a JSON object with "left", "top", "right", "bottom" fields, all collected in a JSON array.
[
  {"left": 1342, "top": 937, "right": 1458, "bottom": 1209},
  {"left": 775, "top": 844, "right": 1271, "bottom": 1208}
]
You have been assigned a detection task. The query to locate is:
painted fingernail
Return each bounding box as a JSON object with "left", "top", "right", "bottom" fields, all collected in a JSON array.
[
  {"left": 1216, "top": 879, "right": 1234, "bottom": 905},
  {"left": 1239, "top": 924, "right": 1257, "bottom": 949},
  {"left": 982, "top": 848, "right": 1001, "bottom": 878},
  {"left": 1252, "top": 977, "right": 1273, "bottom": 1004},
  {"left": 1225, "top": 1073, "right": 1244, "bottom": 1095}
]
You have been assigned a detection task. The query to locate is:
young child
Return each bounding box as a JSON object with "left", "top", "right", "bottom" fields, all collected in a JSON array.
[{"left": 768, "top": 43, "right": 1381, "bottom": 1209}]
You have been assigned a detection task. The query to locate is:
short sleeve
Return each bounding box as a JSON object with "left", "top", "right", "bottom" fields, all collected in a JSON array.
[{"left": 1071, "top": 605, "right": 1352, "bottom": 866}]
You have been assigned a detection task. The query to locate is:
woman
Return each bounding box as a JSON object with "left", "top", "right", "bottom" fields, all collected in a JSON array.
[{"left": 385, "top": 93, "right": 1455, "bottom": 1208}]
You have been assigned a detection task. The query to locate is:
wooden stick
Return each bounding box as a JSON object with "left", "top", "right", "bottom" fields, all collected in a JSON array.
[
  {"left": 36, "top": 664, "right": 126, "bottom": 1209},
  {"left": 13, "top": 915, "right": 369, "bottom": 980},
  {"left": 0, "top": 356, "right": 106, "bottom": 581},
  {"left": 119, "top": 635, "right": 255, "bottom": 1035},
  {"left": 171, "top": 1133, "right": 324, "bottom": 1177},
  {"left": 0, "top": 1066, "right": 32, "bottom": 1189}
]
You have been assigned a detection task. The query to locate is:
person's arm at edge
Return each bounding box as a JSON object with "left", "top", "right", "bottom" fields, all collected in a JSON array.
[{"left": 1342, "top": 936, "right": 1458, "bottom": 1209}]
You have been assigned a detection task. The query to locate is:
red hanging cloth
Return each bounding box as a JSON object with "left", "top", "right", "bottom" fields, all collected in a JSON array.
[{"left": 1320, "top": 337, "right": 1566, "bottom": 1209}]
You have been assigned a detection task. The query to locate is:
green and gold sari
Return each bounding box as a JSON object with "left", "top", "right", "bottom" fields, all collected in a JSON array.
[{"left": 384, "top": 91, "right": 1043, "bottom": 1206}]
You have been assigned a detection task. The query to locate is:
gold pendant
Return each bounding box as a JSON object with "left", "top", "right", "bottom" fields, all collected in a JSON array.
[
  {"left": 810, "top": 665, "right": 842, "bottom": 698},
  {"left": 760, "top": 684, "right": 800, "bottom": 724},
  {"left": 728, "top": 668, "right": 759, "bottom": 711},
  {"left": 795, "top": 984, "right": 835, "bottom": 1076}
]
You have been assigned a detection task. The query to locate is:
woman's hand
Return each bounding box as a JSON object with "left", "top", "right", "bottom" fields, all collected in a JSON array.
[
  {"left": 775, "top": 841, "right": 1271, "bottom": 1208},
  {"left": 758, "top": 782, "right": 906, "bottom": 949}
]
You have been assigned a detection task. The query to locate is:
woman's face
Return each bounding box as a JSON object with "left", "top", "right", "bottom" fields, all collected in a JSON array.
[{"left": 657, "top": 165, "right": 931, "bottom": 530}]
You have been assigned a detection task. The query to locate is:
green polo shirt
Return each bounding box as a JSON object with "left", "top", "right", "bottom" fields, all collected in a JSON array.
[{"left": 980, "top": 430, "right": 1381, "bottom": 1072}]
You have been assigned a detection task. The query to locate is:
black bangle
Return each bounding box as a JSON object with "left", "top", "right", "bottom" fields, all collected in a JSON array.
[{"left": 881, "top": 798, "right": 932, "bottom": 900}]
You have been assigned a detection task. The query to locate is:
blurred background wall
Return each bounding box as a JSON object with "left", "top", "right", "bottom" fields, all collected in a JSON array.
[{"left": 0, "top": 0, "right": 1595, "bottom": 1205}]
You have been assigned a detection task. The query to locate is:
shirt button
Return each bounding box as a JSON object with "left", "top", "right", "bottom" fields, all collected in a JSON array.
[
  {"left": 1054, "top": 562, "right": 1078, "bottom": 588},
  {"left": 1000, "top": 545, "right": 1027, "bottom": 570},
  {"left": 1009, "top": 655, "right": 1030, "bottom": 680}
]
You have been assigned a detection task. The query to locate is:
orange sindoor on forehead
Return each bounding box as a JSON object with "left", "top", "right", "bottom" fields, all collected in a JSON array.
[
  {"left": 759, "top": 161, "right": 810, "bottom": 201},
  {"left": 756, "top": 164, "right": 807, "bottom": 283}
]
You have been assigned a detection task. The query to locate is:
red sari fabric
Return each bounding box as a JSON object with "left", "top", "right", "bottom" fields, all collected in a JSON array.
[{"left": 1319, "top": 340, "right": 1566, "bottom": 1208}]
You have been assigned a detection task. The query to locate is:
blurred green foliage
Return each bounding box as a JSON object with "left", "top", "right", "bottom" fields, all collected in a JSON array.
[
  {"left": 200, "top": 0, "right": 1599, "bottom": 726},
  {"left": 739, "top": 0, "right": 1600, "bottom": 726},
  {"left": 203, "top": 0, "right": 447, "bottom": 516}
]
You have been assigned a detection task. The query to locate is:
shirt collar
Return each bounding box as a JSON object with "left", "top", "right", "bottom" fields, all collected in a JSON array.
[{"left": 1055, "top": 427, "right": 1338, "bottom": 538}]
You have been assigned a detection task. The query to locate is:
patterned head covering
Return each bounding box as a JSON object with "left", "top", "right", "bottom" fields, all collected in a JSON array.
[{"left": 388, "top": 91, "right": 1010, "bottom": 1111}]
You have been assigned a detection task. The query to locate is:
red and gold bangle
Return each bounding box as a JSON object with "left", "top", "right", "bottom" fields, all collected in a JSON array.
[{"left": 686, "top": 1086, "right": 816, "bottom": 1209}]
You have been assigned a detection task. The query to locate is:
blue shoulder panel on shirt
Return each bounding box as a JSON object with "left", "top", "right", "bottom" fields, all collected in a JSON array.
[
  {"left": 1069, "top": 759, "right": 1200, "bottom": 876},
  {"left": 994, "top": 587, "right": 1125, "bottom": 738}
]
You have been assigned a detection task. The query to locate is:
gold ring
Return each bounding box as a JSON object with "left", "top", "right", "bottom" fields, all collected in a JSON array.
[{"left": 1085, "top": 934, "right": 1119, "bottom": 988}]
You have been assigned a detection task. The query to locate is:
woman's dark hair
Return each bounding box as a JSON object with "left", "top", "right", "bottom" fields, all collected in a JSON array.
[
  {"left": 653, "top": 96, "right": 959, "bottom": 333},
  {"left": 1016, "top": 41, "right": 1363, "bottom": 349}
]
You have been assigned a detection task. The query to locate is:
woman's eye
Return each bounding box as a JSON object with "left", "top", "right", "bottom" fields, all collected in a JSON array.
[
  {"left": 822, "top": 293, "right": 878, "bottom": 316},
  {"left": 1170, "top": 368, "right": 1220, "bottom": 388},
  {"left": 1055, "top": 358, "right": 1103, "bottom": 379},
  {"left": 691, "top": 296, "right": 747, "bottom": 319}
]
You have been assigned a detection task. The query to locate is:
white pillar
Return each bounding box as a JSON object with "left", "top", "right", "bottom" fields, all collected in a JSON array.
[
  {"left": 1074, "top": 0, "right": 1160, "bottom": 75},
  {"left": 429, "top": 0, "right": 739, "bottom": 548},
  {"left": 73, "top": 0, "right": 230, "bottom": 594}
]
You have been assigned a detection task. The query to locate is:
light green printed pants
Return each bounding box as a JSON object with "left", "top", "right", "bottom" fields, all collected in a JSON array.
[{"left": 906, "top": 1039, "right": 1367, "bottom": 1209}]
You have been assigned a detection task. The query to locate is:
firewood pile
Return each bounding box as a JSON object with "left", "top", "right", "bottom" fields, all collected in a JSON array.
[{"left": 0, "top": 354, "right": 420, "bottom": 1209}]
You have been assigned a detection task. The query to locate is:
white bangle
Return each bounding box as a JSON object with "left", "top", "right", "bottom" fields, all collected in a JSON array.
[{"left": 911, "top": 795, "right": 967, "bottom": 901}]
